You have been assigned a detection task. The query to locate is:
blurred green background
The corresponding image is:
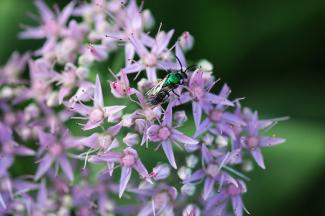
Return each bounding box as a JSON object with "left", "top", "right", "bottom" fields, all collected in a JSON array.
[{"left": 0, "top": 0, "right": 324, "bottom": 215}]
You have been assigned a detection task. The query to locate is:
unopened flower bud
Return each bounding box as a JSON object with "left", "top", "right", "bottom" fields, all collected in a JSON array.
[
  {"left": 179, "top": 31, "right": 194, "bottom": 51},
  {"left": 183, "top": 204, "right": 201, "bottom": 216},
  {"left": 178, "top": 167, "right": 192, "bottom": 180},
  {"left": 181, "top": 184, "right": 196, "bottom": 196},
  {"left": 174, "top": 110, "right": 188, "bottom": 126},
  {"left": 47, "top": 91, "right": 59, "bottom": 107},
  {"left": 215, "top": 135, "right": 228, "bottom": 148},
  {"left": 142, "top": 9, "right": 155, "bottom": 29},
  {"left": 123, "top": 133, "right": 139, "bottom": 146},
  {"left": 186, "top": 155, "right": 198, "bottom": 168},
  {"left": 198, "top": 59, "right": 213, "bottom": 71},
  {"left": 151, "top": 164, "right": 170, "bottom": 180}
]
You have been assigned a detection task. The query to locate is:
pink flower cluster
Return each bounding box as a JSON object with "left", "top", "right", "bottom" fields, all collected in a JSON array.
[{"left": 0, "top": 1, "right": 287, "bottom": 215}]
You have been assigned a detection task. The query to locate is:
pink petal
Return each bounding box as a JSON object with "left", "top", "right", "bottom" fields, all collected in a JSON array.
[{"left": 58, "top": 1, "right": 75, "bottom": 26}]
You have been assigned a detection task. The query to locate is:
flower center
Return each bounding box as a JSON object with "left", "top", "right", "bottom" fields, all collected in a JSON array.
[
  {"left": 89, "top": 108, "right": 104, "bottom": 123},
  {"left": 227, "top": 184, "right": 242, "bottom": 196},
  {"left": 209, "top": 110, "right": 223, "bottom": 123},
  {"left": 158, "top": 127, "right": 171, "bottom": 141},
  {"left": 44, "top": 20, "right": 60, "bottom": 36},
  {"left": 49, "top": 143, "right": 63, "bottom": 156},
  {"left": 143, "top": 53, "right": 157, "bottom": 67},
  {"left": 97, "top": 134, "right": 113, "bottom": 150},
  {"left": 121, "top": 153, "right": 136, "bottom": 167},
  {"left": 246, "top": 136, "right": 259, "bottom": 150},
  {"left": 206, "top": 163, "right": 220, "bottom": 177}
]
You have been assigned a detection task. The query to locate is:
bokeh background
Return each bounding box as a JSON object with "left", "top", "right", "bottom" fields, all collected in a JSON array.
[{"left": 0, "top": 0, "right": 324, "bottom": 215}]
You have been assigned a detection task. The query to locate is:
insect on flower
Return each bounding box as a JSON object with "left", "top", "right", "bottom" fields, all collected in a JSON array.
[{"left": 146, "top": 56, "right": 196, "bottom": 105}]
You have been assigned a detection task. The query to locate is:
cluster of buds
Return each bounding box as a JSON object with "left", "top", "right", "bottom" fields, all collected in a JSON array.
[{"left": 0, "top": 0, "right": 287, "bottom": 215}]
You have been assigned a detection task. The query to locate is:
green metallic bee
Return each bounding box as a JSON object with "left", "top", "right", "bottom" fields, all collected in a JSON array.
[{"left": 146, "top": 56, "right": 196, "bottom": 105}]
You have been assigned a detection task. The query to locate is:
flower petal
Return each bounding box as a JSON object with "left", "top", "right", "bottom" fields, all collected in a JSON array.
[
  {"left": 59, "top": 155, "right": 74, "bottom": 181},
  {"left": 119, "top": 167, "right": 132, "bottom": 198},
  {"left": 232, "top": 196, "right": 243, "bottom": 216},
  {"left": 162, "top": 140, "right": 177, "bottom": 169},
  {"left": 203, "top": 177, "right": 215, "bottom": 200},
  {"left": 205, "top": 93, "right": 234, "bottom": 106},
  {"left": 183, "top": 169, "right": 205, "bottom": 184},
  {"left": 146, "top": 67, "right": 157, "bottom": 82},
  {"left": 260, "top": 137, "right": 286, "bottom": 147},
  {"left": 35, "top": 154, "right": 55, "bottom": 180},
  {"left": 175, "top": 43, "right": 187, "bottom": 68},
  {"left": 171, "top": 129, "right": 198, "bottom": 145},
  {"left": 94, "top": 74, "right": 104, "bottom": 107},
  {"left": 194, "top": 118, "right": 211, "bottom": 138},
  {"left": 192, "top": 101, "right": 202, "bottom": 128},
  {"left": 162, "top": 103, "right": 173, "bottom": 127},
  {"left": 250, "top": 148, "right": 265, "bottom": 169},
  {"left": 122, "top": 62, "right": 145, "bottom": 74}
]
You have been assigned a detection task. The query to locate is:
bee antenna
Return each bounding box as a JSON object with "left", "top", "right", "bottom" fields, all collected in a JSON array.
[
  {"left": 175, "top": 55, "right": 184, "bottom": 73},
  {"left": 185, "top": 64, "right": 198, "bottom": 73}
]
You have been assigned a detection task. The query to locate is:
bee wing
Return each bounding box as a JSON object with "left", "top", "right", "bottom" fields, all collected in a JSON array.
[{"left": 145, "top": 78, "right": 166, "bottom": 96}]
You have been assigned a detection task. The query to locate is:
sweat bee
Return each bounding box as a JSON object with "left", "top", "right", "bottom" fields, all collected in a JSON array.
[{"left": 146, "top": 56, "right": 196, "bottom": 105}]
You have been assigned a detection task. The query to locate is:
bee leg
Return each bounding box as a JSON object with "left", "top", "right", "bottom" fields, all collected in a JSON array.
[
  {"left": 172, "top": 89, "right": 182, "bottom": 104},
  {"left": 172, "top": 89, "right": 180, "bottom": 97}
]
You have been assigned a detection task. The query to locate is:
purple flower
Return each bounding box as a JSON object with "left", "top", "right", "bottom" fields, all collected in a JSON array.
[
  {"left": 109, "top": 70, "right": 135, "bottom": 98},
  {"left": 205, "top": 180, "right": 248, "bottom": 216},
  {"left": 0, "top": 122, "right": 35, "bottom": 177},
  {"left": 89, "top": 147, "right": 150, "bottom": 198},
  {"left": 240, "top": 108, "right": 286, "bottom": 169},
  {"left": 0, "top": 52, "right": 29, "bottom": 85},
  {"left": 35, "top": 130, "right": 77, "bottom": 181},
  {"left": 184, "top": 146, "right": 241, "bottom": 200},
  {"left": 194, "top": 84, "right": 246, "bottom": 140},
  {"left": 129, "top": 184, "right": 178, "bottom": 216},
  {"left": 77, "top": 123, "right": 122, "bottom": 153},
  {"left": 178, "top": 72, "right": 234, "bottom": 128},
  {"left": 122, "top": 29, "right": 177, "bottom": 81},
  {"left": 19, "top": 0, "right": 75, "bottom": 55},
  {"left": 70, "top": 74, "right": 126, "bottom": 130},
  {"left": 148, "top": 103, "right": 198, "bottom": 169},
  {"left": 51, "top": 63, "right": 91, "bottom": 104}
]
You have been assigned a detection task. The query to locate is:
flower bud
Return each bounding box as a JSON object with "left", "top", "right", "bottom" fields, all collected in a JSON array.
[
  {"left": 177, "top": 166, "right": 192, "bottom": 180},
  {"left": 215, "top": 135, "right": 228, "bottom": 148},
  {"left": 186, "top": 155, "right": 198, "bottom": 168},
  {"left": 183, "top": 204, "right": 200, "bottom": 216},
  {"left": 181, "top": 184, "right": 196, "bottom": 196},
  {"left": 151, "top": 164, "right": 170, "bottom": 180},
  {"left": 123, "top": 133, "right": 139, "bottom": 146},
  {"left": 174, "top": 110, "right": 188, "bottom": 126},
  {"left": 179, "top": 31, "right": 194, "bottom": 51},
  {"left": 142, "top": 9, "right": 155, "bottom": 29}
]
